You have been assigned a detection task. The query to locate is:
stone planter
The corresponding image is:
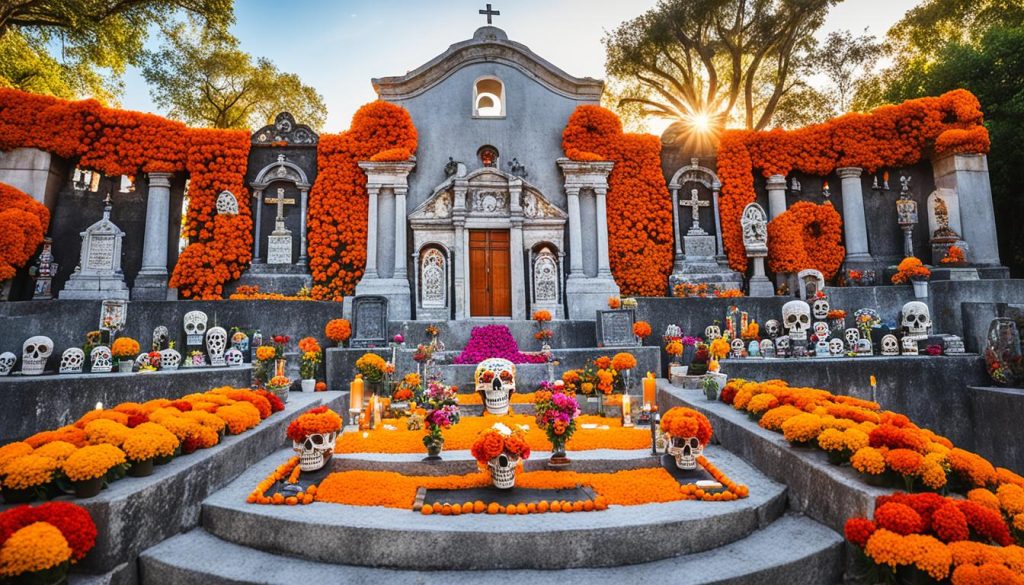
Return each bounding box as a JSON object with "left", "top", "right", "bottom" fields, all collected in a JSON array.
[
  {"left": 301, "top": 379, "right": 316, "bottom": 393},
  {"left": 912, "top": 279, "right": 929, "bottom": 299},
  {"left": 117, "top": 360, "right": 133, "bottom": 373}
]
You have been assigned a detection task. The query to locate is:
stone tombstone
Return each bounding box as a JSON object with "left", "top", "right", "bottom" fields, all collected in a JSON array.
[
  {"left": 596, "top": 309, "right": 637, "bottom": 348},
  {"left": 796, "top": 269, "right": 825, "bottom": 301},
  {"left": 351, "top": 296, "right": 390, "bottom": 348},
  {"left": 740, "top": 203, "right": 768, "bottom": 254},
  {"left": 59, "top": 195, "right": 129, "bottom": 300},
  {"left": 927, "top": 188, "right": 962, "bottom": 242},
  {"left": 985, "top": 318, "right": 1023, "bottom": 386}
]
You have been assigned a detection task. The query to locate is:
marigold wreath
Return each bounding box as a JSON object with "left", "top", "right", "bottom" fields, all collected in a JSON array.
[
  {"left": 718, "top": 89, "right": 990, "bottom": 272},
  {"left": 562, "top": 106, "right": 673, "bottom": 296},
  {"left": 0, "top": 183, "right": 50, "bottom": 281},
  {"left": 767, "top": 201, "right": 845, "bottom": 279}
]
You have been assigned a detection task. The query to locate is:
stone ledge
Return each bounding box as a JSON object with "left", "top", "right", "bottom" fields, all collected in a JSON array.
[
  {"left": 0, "top": 366, "right": 254, "bottom": 444},
  {"left": 5, "top": 391, "right": 345, "bottom": 578},
  {"left": 968, "top": 385, "right": 1024, "bottom": 472},
  {"left": 658, "top": 381, "right": 889, "bottom": 533},
  {"left": 139, "top": 514, "right": 842, "bottom": 585},
  {"left": 199, "top": 444, "right": 787, "bottom": 570}
]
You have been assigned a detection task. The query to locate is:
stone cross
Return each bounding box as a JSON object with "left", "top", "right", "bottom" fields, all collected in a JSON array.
[
  {"left": 680, "top": 188, "right": 710, "bottom": 233},
  {"left": 265, "top": 187, "right": 295, "bottom": 224},
  {"left": 479, "top": 3, "right": 500, "bottom": 24}
]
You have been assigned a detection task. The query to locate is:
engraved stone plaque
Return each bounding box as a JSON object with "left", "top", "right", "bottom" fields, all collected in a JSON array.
[
  {"left": 85, "top": 235, "right": 116, "bottom": 271},
  {"left": 596, "top": 309, "right": 636, "bottom": 348},
  {"left": 351, "top": 296, "right": 389, "bottom": 348},
  {"left": 266, "top": 234, "right": 293, "bottom": 265}
]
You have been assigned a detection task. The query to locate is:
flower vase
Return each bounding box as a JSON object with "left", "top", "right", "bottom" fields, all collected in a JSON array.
[
  {"left": 301, "top": 379, "right": 316, "bottom": 393},
  {"left": 488, "top": 454, "right": 519, "bottom": 489},
  {"left": 117, "top": 360, "right": 133, "bottom": 373},
  {"left": 423, "top": 437, "right": 444, "bottom": 461},
  {"left": 912, "top": 280, "right": 928, "bottom": 299},
  {"left": 547, "top": 435, "right": 570, "bottom": 467},
  {"left": 128, "top": 458, "right": 155, "bottom": 478}
]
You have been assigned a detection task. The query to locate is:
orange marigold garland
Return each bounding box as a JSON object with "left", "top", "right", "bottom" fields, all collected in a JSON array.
[
  {"left": 766, "top": 201, "right": 845, "bottom": 279},
  {"left": 307, "top": 101, "right": 418, "bottom": 300},
  {"left": 561, "top": 105, "right": 673, "bottom": 296},
  {"left": 718, "top": 89, "right": 990, "bottom": 271},
  {"left": 0, "top": 183, "right": 50, "bottom": 281}
]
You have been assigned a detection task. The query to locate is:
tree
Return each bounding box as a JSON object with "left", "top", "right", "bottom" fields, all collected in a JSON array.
[
  {"left": 140, "top": 24, "right": 327, "bottom": 130},
  {"left": 811, "top": 30, "right": 881, "bottom": 115},
  {"left": 604, "top": 0, "right": 840, "bottom": 139},
  {"left": 0, "top": 0, "right": 232, "bottom": 101}
]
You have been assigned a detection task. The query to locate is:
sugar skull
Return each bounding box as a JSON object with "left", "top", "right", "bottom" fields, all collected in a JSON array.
[
  {"left": 224, "top": 347, "right": 244, "bottom": 367},
  {"left": 152, "top": 326, "right": 169, "bottom": 350},
  {"left": 844, "top": 328, "right": 860, "bottom": 351},
  {"left": 775, "top": 335, "right": 791, "bottom": 357},
  {"left": 901, "top": 301, "right": 932, "bottom": 339},
  {"left": 206, "top": 326, "right": 228, "bottom": 367},
  {"left": 759, "top": 339, "right": 775, "bottom": 358},
  {"left": 812, "top": 296, "right": 830, "bottom": 321},
  {"left": 856, "top": 338, "right": 873, "bottom": 356},
  {"left": 0, "top": 352, "right": 16, "bottom": 376},
  {"left": 231, "top": 331, "right": 250, "bottom": 353},
  {"left": 764, "top": 319, "right": 781, "bottom": 339},
  {"left": 782, "top": 301, "right": 811, "bottom": 341},
  {"left": 59, "top": 348, "right": 86, "bottom": 374},
  {"left": 814, "top": 340, "right": 830, "bottom": 357},
  {"left": 828, "top": 338, "right": 844, "bottom": 357},
  {"left": 475, "top": 358, "right": 516, "bottom": 415},
  {"left": 159, "top": 348, "right": 181, "bottom": 370},
  {"left": 731, "top": 338, "right": 745, "bottom": 358},
  {"left": 91, "top": 346, "right": 113, "bottom": 372},
  {"left": 812, "top": 321, "right": 830, "bottom": 340},
  {"left": 881, "top": 334, "right": 899, "bottom": 356},
  {"left": 901, "top": 336, "right": 919, "bottom": 356},
  {"left": 183, "top": 310, "right": 208, "bottom": 346},
  {"left": 488, "top": 452, "right": 520, "bottom": 489},
  {"left": 21, "top": 336, "right": 53, "bottom": 376},
  {"left": 293, "top": 430, "right": 337, "bottom": 472},
  {"left": 705, "top": 325, "right": 721, "bottom": 341}
]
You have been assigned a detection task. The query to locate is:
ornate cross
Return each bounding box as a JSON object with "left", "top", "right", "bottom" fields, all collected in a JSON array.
[
  {"left": 264, "top": 187, "right": 295, "bottom": 222},
  {"left": 680, "top": 188, "right": 709, "bottom": 224},
  {"left": 479, "top": 3, "right": 500, "bottom": 24}
]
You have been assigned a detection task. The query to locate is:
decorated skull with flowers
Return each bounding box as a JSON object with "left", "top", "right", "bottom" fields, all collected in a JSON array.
[
  {"left": 471, "top": 422, "right": 531, "bottom": 489},
  {"left": 286, "top": 406, "right": 343, "bottom": 472},
  {"left": 660, "top": 407, "right": 714, "bottom": 470}
]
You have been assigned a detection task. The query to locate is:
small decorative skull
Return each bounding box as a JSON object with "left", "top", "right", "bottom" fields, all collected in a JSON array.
[
  {"left": 293, "top": 430, "right": 337, "bottom": 472},
  {"left": 59, "top": 348, "right": 86, "bottom": 374},
  {"left": 763, "top": 319, "right": 781, "bottom": 339},
  {"left": 746, "top": 340, "right": 760, "bottom": 358},
  {"left": 159, "top": 348, "right": 181, "bottom": 370},
  {"left": 488, "top": 453, "right": 520, "bottom": 489},
  {"left": 183, "top": 310, "right": 208, "bottom": 346},
  {"left": 206, "top": 326, "right": 228, "bottom": 367},
  {"left": 812, "top": 321, "right": 830, "bottom": 340},
  {"left": 21, "top": 336, "right": 53, "bottom": 376},
  {"left": 731, "top": 338, "right": 745, "bottom": 358},
  {"left": 224, "top": 347, "right": 244, "bottom": 367},
  {"left": 812, "top": 296, "right": 831, "bottom": 321},
  {"left": 828, "top": 338, "right": 845, "bottom": 357},
  {"left": 668, "top": 435, "right": 703, "bottom": 471},
  {"left": 782, "top": 300, "right": 812, "bottom": 341},
  {"left": 856, "top": 338, "right": 873, "bottom": 356},
  {"left": 844, "top": 328, "right": 861, "bottom": 351},
  {"left": 475, "top": 358, "right": 516, "bottom": 415},
  {"left": 760, "top": 339, "right": 776, "bottom": 358},
  {"left": 91, "top": 346, "right": 113, "bottom": 373},
  {"left": 152, "top": 326, "right": 169, "bottom": 351},
  {"left": 901, "top": 301, "right": 932, "bottom": 340},
  {"left": 231, "top": 331, "right": 249, "bottom": 352},
  {"left": 705, "top": 325, "right": 721, "bottom": 341},
  {"left": 901, "top": 336, "right": 919, "bottom": 356},
  {"left": 0, "top": 352, "right": 16, "bottom": 376},
  {"left": 881, "top": 334, "right": 900, "bottom": 356},
  {"left": 775, "top": 335, "right": 791, "bottom": 357},
  {"left": 815, "top": 340, "right": 831, "bottom": 357},
  {"left": 134, "top": 352, "right": 149, "bottom": 369}
]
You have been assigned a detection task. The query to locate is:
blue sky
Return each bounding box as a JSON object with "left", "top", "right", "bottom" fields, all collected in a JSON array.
[{"left": 119, "top": 0, "right": 923, "bottom": 133}]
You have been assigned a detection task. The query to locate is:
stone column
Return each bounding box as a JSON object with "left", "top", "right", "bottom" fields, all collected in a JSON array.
[
  {"left": 933, "top": 153, "right": 1003, "bottom": 269},
  {"left": 712, "top": 186, "right": 726, "bottom": 261},
  {"left": 766, "top": 174, "right": 788, "bottom": 219},
  {"left": 566, "top": 187, "right": 584, "bottom": 278},
  {"left": 393, "top": 186, "right": 408, "bottom": 279},
  {"left": 364, "top": 186, "right": 380, "bottom": 279},
  {"left": 595, "top": 187, "right": 612, "bottom": 277},
  {"left": 670, "top": 187, "right": 683, "bottom": 269},
  {"left": 251, "top": 190, "right": 264, "bottom": 262},
  {"left": 510, "top": 220, "right": 526, "bottom": 319},
  {"left": 133, "top": 172, "right": 175, "bottom": 300},
  {"left": 298, "top": 188, "right": 309, "bottom": 265},
  {"left": 837, "top": 167, "right": 873, "bottom": 263}
]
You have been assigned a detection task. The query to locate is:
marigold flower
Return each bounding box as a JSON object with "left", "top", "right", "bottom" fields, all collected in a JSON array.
[
  {"left": 781, "top": 413, "right": 823, "bottom": 444},
  {"left": 0, "top": 522, "right": 71, "bottom": 578},
  {"left": 2, "top": 454, "right": 58, "bottom": 490},
  {"left": 325, "top": 319, "right": 352, "bottom": 343},
  {"left": 255, "top": 346, "right": 276, "bottom": 361},
  {"left": 286, "top": 406, "right": 343, "bottom": 443},
  {"left": 610, "top": 352, "right": 637, "bottom": 371},
  {"left": 844, "top": 517, "right": 877, "bottom": 547},
  {"left": 851, "top": 446, "right": 886, "bottom": 476},
  {"left": 660, "top": 408, "right": 713, "bottom": 445},
  {"left": 61, "top": 444, "right": 126, "bottom": 482},
  {"left": 875, "top": 502, "right": 926, "bottom": 535},
  {"left": 932, "top": 502, "right": 970, "bottom": 543}
]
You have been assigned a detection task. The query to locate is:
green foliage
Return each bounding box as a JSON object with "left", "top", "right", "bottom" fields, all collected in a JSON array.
[
  {"left": 810, "top": 30, "right": 882, "bottom": 115},
  {"left": 140, "top": 23, "right": 327, "bottom": 130},
  {"left": 0, "top": 0, "right": 233, "bottom": 100}
]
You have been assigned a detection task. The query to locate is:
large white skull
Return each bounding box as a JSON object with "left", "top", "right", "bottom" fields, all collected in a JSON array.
[
  {"left": 476, "top": 358, "right": 515, "bottom": 415},
  {"left": 224, "top": 348, "right": 244, "bottom": 367},
  {"left": 760, "top": 339, "right": 775, "bottom": 358},
  {"left": 705, "top": 325, "right": 721, "bottom": 341},
  {"left": 782, "top": 301, "right": 812, "bottom": 341},
  {"left": 829, "top": 338, "right": 844, "bottom": 357},
  {"left": 91, "top": 346, "right": 113, "bottom": 372},
  {"left": 844, "top": 328, "right": 861, "bottom": 351},
  {"left": 184, "top": 311, "right": 208, "bottom": 346},
  {"left": 881, "top": 335, "right": 899, "bottom": 356},
  {"left": 487, "top": 453, "right": 520, "bottom": 489},
  {"left": 813, "top": 321, "right": 830, "bottom": 340},
  {"left": 764, "top": 319, "right": 781, "bottom": 339},
  {"left": 856, "top": 338, "right": 873, "bottom": 356},
  {"left": 21, "top": 336, "right": 53, "bottom": 376},
  {"left": 206, "top": 326, "right": 228, "bottom": 366},
  {"left": 159, "top": 348, "right": 181, "bottom": 369},
  {"left": 901, "top": 336, "right": 919, "bottom": 356},
  {"left": 812, "top": 297, "right": 830, "bottom": 320},
  {"left": 731, "top": 338, "right": 745, "bottom": 358},
  {"left": 0, "top": 352, "right": 16, "bottom": 376},
  {"left": 59, "top": 348, "right": 85, "bottom": 374},
  {"left": 667, "top": 435, "right": 703, "bottom": 470},
  {"left": 293, "top": 431, "right": 337, "bottom": 472},
  {"left": 775, "top": 335, "right": 791, "bottom": 357},
  {"left": 901, "top": 301, "right": 931, "bottom": 339}
]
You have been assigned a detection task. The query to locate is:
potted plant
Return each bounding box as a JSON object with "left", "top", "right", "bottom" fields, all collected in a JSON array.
[
  {"left": 355, "top": 352, "right": 388, "bottom": 395},
  {"left": 265, "top": 375, "right": 292, "bottom": 404},
  {"left": 111, "top": 337, "right": 139, "bottom": 373},
  {"left": 689, "top": 344, "right": 710, "bottom": 375},
  {"left": 891, "top": 256, "right": 931, "bottom": 299},
  {"left": 0, "top": 502, "right": 98, "bottom": 585},
  {"left": 325, "top": 318, "right": 351, "bottom": 348},
  {"left": 254, "top": 344, "right": 276, "bottom": 385},
  {"left": 121, "top": 427, "right": 175, "bottom": 478},
  {"left": 298, "top": 337, "right": 322, "bottom": 393},
  {"left": 61, "top": 444, "right": 127, "bottom": 499},
  {"left": 471, "top": 423, "right": 531, "bottom": 489},
  {"left": 534, "top": 381, "right": 580, "bottom": 467},
  {"left": 420, "top": 381, "right": 460, "bottom": 460},
  {"left": 633, "top": 320, "right": 652, "bottom": 347},
  {"left": 1, "top": 453, "right": 58, "bottom": 503}
]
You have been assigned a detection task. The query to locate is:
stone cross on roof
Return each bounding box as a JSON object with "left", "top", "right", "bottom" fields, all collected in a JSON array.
[{"left": 479, "top": 3, "right": 500, "bottom": 24}]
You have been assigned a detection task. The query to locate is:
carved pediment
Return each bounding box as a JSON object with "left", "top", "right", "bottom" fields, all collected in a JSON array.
[
  {"left": 252, "top": 112, "right": 318, "bottom": 146},
  {"left": 410, "top": 167, "right": 565, "bottom": 223}
]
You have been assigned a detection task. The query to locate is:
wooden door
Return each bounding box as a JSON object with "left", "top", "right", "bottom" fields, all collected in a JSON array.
[{"left": 469, "top": 230, "right": 512, "bottom": 317}]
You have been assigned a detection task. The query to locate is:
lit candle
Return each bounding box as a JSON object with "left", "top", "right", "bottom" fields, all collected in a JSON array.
[
  {"left": 95, "top": 402, "right": 103, "bottom": 410},
  {"left": 642, "top": 372, "right": 656, "bottom": 409},
  {"left": 350, "top": 374, "right": 364, "bottom": 411},
  {"left": 622, "top": 394, "right": 633, "bottom": 427}
]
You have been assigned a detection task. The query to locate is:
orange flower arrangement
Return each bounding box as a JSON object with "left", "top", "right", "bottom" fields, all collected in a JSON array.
[
  {"left": 286, "top": 406, "right": 343, "bottom": 444},
  {"left": 665, "top": 340, "right": 683, "bottom": 358},
  {"left": 110, "top": 337, "right": 140, "bottom": 360},
  {"left": 766, "top": 201, "right": 845, "bottom": 279},
  {"left": 709, "top": 337, "right": 731, "bottom": 360},
  {"left": 255, "top": 346, "right": 276, "bottom": 362},
  {"left": 532, "top": 310, "right": 552, "bottom": 322},
  {"left": 307, "top": 101, "right": 418, "bottom": 300},
  {"left": 62, "top": 444, "right": 127, "bottom": 482},
  {"left": 563, "top": 106, "right": 673, "bottom": 296},
  {"left": 325, "top": 319, "right": 352, "bottom": 344},
  {"left": 0, "top": 522, "right": 72, "bottom": 579},
  {"left": 607, "top": 296, "right": 621, "bottom": 310},
  {"left": 298, "top": 337, "right": 321, "bottom": 354},
  {"left": 892, "top": 256, "right": 932, "bottom": 284},
  {"left": 942, "top": 245, "right": 967, "bottom": 265},
  {"left": 610, "top": 352, "right": 637, "bottom": 371},
  {"left": 633, "top": 321, "right": 652, "bottom": 339},
  {"left": 2, "top": 455, "right": 58, "bottom": 490},
  {"left": 470, "top": 425, "right": 531, "bottom": 466},
  {"left": 717, "top": 89, "right": 989, "bottom": 272},
  {"left": 660, "top": 407, "right": 713, "bottom": 445}
]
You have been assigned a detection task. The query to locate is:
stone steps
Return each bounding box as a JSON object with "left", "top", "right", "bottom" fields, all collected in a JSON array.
[{"left": 139, "top": 513, "right": 843, "bottom": 585}]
